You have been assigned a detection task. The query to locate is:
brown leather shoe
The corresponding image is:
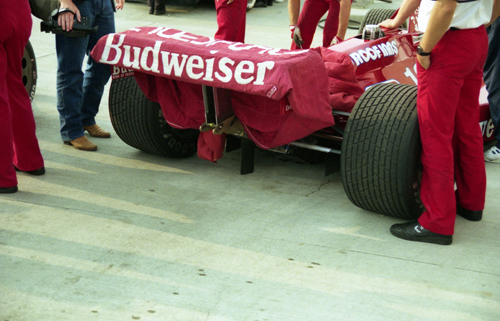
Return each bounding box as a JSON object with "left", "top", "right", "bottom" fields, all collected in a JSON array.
[
  {"left": 64, "top": 136, "right": 98, "bottom": 151},
  {"left": 83, "top": 124, "right": 111, "bottom": 138}
]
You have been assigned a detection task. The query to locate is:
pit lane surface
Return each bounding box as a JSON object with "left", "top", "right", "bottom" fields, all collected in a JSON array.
[{"left": 1, "top": 1, "right": 500, "bottom": 320}]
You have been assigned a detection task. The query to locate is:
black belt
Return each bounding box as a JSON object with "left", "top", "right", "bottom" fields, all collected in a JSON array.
[{"left": 450, "top": 27, "right": 460, "bottom": 31}]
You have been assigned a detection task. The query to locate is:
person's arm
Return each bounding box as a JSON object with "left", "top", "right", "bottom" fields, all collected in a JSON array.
[
  {"left": 335, "top": 0, "right": 352, "bottom": 40},
  {"left": 288, "top": 0, "right": 303, "bottom": 47},
  {"left": 417, "top": 0, "right": 457, "bottom": 69},
  {"left": 487, "top": 0, "right": 500, "bottom": 26},
  {"left": 379, "top": 0, "right": 421, "bottom": 29},
  {"left": 58, "top": 0, "right": 81, "bottom": 31},
  {"left": 288, "top": 0, "right": 301, "bottom": 25}
]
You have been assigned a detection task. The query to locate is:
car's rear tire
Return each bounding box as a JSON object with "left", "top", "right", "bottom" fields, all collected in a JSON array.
[
  {"left": 340, "top": 83, "right": 424, "bottom": 219},
  {"left": 108, "top": 76, "right": 199, "bottom": 158},
  {"left": 23, "top": 41, "right": 37, "bottom": 102},
  {"left": 357, "top": 9, "right": 401, "bottom": 34}
]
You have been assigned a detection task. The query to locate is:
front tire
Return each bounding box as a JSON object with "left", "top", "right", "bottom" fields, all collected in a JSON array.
[
  {"left": 340, "top": 83, "right": 423, "bottom": 219},
  {"left": 108, "top": 76, "right": 199, "bottom": 158}
]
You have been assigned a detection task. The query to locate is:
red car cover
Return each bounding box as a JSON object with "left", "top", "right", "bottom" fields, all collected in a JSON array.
[{"left": 91, "top": 27, "right": 361, "bottom": 161}]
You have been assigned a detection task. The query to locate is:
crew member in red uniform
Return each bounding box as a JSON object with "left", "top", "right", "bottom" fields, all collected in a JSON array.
[
  {"left": 199, "top": 0, "right": 247, "bottom": 162},
  {"left": 215, "top": 0, "right": 247, "bottom": 43},
  {"left": 380, "top": 0, "right": 500, "bottom": 245},
  {"left": 288, "top": 0, "right": 352, "bottom": 50},
  {"left": 0, "top": 0, "right": 45, "bottom": 193}
]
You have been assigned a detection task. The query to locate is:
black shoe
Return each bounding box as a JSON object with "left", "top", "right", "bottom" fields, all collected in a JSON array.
[
  {"left": 457, "top": 204, "right": 482, "bottom": 221},
  {"left": 14, "top": 165, "right": 46, "bottom": 176},
  {"left": 254, "top": 0, "right": 267, "bottom": 7},
  {"left": 390, "top": 221, "right": 452, "bottom": 245},
  {"left": 148, "top": 0, "right": 155, "bottom": 14},
  {"left": 0, "top": 186, "right": 18, "bottom": 194},
  {"left": 155, "top": 4, "right": 166, "bottom": 15}
]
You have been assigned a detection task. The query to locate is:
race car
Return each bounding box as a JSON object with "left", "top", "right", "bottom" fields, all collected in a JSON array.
[{"left": 91, "top": 8, "right": 494, "bottom": 220}]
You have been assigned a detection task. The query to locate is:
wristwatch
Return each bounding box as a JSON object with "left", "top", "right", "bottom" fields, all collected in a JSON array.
[{"left": 417, "top": 45, "right": 431, "bottom": 56}]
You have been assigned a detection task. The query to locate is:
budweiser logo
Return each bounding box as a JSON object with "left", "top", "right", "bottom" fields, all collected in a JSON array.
[{"left": 97, "top": 28, "right": 308, "bottom": 87}]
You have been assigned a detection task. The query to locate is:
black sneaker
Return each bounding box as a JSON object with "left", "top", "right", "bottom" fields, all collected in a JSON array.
[
  {"left": 457, "top": 204, "right": 482, "bottom": 221},
  {"left": 0, "top": 186, "right": 18, "bottom": 194},
  {"left": 14, "top": 165, "right": 45, "bottom": 176},
  {"left": 390, "top": 221, "right": 452, "bottom": 245}
]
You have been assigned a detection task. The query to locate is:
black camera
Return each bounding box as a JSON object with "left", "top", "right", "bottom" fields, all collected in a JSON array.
[{"left": 40, "top": 9, "right": 98, "bottom": 37}]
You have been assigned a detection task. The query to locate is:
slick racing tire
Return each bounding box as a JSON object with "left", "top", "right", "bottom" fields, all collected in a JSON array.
[
  {"left": 357, "top": 9, "right": 401, "bottom": 34},
  {"left": 108, "top": 76, "right": 199, "bottom": 158},
  {"left": 340, "top": 83, "right": 424, "bottom": 219},
  {"left": 23, "top": 41, "right": 37, "bottom": 102}
]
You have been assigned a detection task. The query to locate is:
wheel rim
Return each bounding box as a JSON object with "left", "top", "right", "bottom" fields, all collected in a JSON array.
[{"left": 22, "top": 42, "right": 37, "bottom": 101}]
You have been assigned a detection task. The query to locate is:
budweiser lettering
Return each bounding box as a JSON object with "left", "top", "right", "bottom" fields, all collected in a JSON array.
[{"left": 98, "top": 28, "right": 306, "bottom": 86}]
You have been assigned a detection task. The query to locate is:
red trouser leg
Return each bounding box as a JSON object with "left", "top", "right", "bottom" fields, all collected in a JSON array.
[
  {"left": 453, "top": 76, "right": 487, "bottom": 212},
  {"left": 0, "top": 2, "right": 43, "bottom": 188},
  {"left": 215, "top": 0, "right": 247, "bottom": 43},
  {"left": 291, "top": 0, "right": 339, "bottom": 50},
  {"left": 321, "top": 0, "right": 341, "bottom": 47},
  {"left": 0, "top": 41, "right": 16, "bottom": 188},
  {"left": 417, "top": 27, "right": 488, "bottom": 235}
]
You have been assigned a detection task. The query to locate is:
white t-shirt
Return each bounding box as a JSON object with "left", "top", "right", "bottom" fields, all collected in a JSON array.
[{"left": 418, "top": 0, "right": 494, "bottom": 32}]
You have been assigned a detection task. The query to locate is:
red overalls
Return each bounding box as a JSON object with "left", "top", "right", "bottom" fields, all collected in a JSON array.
[
  {"left": 0, "top": 0, "right": 44, "bottom": 188},
  {"left": 291, "top": 0, "right": 340, "bottom": 50},
  {"left": 417, "top": 27, "right": 488, "bottom": 235},
  {"left": 215, "top": 0, "right": 247, "bottom": 43}
]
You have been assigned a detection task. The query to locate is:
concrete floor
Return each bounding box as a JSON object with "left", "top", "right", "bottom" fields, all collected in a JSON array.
[{"left": 1, "top": 1, "right": 500, "bottom": 320}]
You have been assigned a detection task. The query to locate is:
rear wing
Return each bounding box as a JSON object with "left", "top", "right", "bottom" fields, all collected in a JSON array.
[{"left": 91, "top": 27, "right": 337, "bottom": 151}]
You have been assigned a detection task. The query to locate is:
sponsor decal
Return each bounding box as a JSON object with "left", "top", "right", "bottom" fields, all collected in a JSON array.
[
  {"left": 480, "top": 119, "right": 495, "bottom": 138},
  {"left": 349, "top": 40, "right": 399, "bottom": 67},
  {"left": 112, "top": 66, "right": 134, "bottom": 79},
  {"left": 279, "top": 96, "right": 292, "bottom": 115},
  {"left": 99, "top": 28, "right": 308, "bottom": 86},
  {"left": 412, "top": 35, "right": 423, "bottom": 46},
  {"left": 266, "top": 86, "right": 277, "bottom": 98}
]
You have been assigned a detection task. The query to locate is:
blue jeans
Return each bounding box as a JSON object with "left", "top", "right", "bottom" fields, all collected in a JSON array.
[
  {"left": 56, "top": 0, "right": 116, "bottom": 142},
  {"left": 484, "top": 19, "right": 500, "bottom": 149}
]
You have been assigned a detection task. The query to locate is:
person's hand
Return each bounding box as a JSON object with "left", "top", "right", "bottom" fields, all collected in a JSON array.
[
  {"left": 417, "top": 54, "right": 431, "bottom": 70},
  {"left": 379, "top": 19, "right": 398, "bottom": 29},
  {"left": 58, "top": 0, "right": 80, "bottom": 31},
  {"left": 330, "top": 36, "right": 343, "bottom": 46},
  {"left": 290, "top": 25, "right": 303, "bottom": 48},
  {"left": 116, "top": 0, "right": 124, "bottom": 10}
]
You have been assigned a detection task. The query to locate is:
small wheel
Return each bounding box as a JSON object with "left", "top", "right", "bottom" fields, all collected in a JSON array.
[
  {"left": 108, "top": 76, "right": 199, "bottom": 158},
  {"left": 23, "top": 41, "right": 37, "bottom": 101},
  {"left": 341, "top": 83, "right": 424, "bottom": 219}
]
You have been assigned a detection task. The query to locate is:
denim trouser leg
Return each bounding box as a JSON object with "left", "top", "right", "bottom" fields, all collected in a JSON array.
[
  {"left": 56, "top": 0, "right": 115, "bottom": 141},
  {"left": 56, "top": 32, "right": 88, "bottom": 142},
  {"left": 484, "top": 19, "right": 500, "bottom": 149},
  {"left": 81, "top": 0, "right": 116, "bottom": 127}
]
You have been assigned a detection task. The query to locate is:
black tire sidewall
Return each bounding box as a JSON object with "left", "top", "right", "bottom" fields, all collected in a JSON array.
[
  {"left": 357, "top": 9, "right": 398, "bottom": 34},
  {"left": 341, "top": 84, "right": 423, "bottom": 219},
  {"left": 108, "top": 76, "right": 199, "bottom": 158}
]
